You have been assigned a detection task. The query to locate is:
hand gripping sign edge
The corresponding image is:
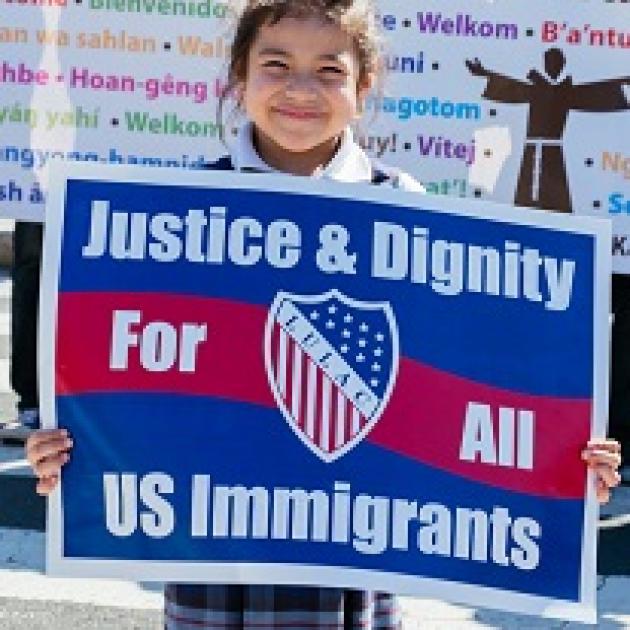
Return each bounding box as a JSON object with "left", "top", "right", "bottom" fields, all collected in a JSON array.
[{"left": 264, "top": 289, "right": 400, "bottom": 463}]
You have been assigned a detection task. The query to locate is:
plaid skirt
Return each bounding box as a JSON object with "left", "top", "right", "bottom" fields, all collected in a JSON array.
[{"left": 164, "top": 584, "right": 401, "bottom": 629}]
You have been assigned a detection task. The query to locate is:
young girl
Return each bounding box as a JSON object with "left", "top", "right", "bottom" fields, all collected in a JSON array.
[{"left": 27, "top": 1, "right": 622, "bottom": 628}]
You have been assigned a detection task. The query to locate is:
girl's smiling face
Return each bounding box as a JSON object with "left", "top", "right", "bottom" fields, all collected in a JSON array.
[{"left": 239, "top": 16, "right": 371, "bottom": 174}]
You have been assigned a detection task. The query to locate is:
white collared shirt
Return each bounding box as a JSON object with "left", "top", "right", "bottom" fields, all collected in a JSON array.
[{"left": 230, "top": 122, "right": 425, "bottom": 192}]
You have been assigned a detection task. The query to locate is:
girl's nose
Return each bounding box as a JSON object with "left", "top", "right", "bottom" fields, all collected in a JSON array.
[{"left": 284, "top": 73, "right": 317, "bottom": 99}]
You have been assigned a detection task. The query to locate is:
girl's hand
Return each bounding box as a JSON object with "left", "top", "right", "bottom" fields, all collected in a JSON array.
[
  {"left": 25, "top": 429, "right": 73, "bottom": 496},
  {"left": 582, "top": 439, "right": 622, "bottom": 504}
]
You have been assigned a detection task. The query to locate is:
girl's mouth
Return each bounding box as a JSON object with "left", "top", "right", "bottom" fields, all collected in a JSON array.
[{"left": 273, "top": 107, "right": 323, "bottom": 120}]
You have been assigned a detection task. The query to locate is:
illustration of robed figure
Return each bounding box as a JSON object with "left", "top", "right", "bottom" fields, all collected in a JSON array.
[{"left": 466, "top": 48, "right": 630, "bottom": 213}]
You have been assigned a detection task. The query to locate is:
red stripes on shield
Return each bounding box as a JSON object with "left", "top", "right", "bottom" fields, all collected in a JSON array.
[{"left": 271, "top": 322, "right": 368, "bottom": 454}]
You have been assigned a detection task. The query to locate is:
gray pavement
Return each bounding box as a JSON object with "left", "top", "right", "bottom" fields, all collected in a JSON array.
[{"left": 0, "top": 598, "right": 161, "bottom": 630}]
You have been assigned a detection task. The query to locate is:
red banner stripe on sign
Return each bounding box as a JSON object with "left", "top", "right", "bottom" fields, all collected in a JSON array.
[{"left": 56, "top": 291, "right": 590, "bottom": 498}]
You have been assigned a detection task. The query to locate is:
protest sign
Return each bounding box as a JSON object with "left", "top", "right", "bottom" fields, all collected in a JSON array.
[{"left": 41, "top": 164, "right": 610, "bottom": 622}]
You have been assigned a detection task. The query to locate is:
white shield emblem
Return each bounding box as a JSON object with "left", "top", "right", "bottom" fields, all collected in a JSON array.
[{"left": 264, "top": 289, "right": 399, "bottom": 463}]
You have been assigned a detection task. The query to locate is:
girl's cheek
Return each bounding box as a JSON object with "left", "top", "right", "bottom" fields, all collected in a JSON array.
[{"left": 249, "top": 76, "right": 280, "bottom": 95}]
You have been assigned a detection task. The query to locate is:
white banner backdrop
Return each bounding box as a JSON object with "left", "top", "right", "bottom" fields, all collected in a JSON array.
[{"left": 0, "top": 0, "right": 628, "bottom": 268}]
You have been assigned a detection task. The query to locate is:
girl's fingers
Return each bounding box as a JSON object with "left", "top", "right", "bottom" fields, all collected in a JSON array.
[
  {"left": 25, "top": 431, "right": 61, "bottom": 459},
  {"left": 34, "top": 452, "right": 70, "bottom": 479},
  {"left": 35, "top": 475, "right": 59, "bottom": 496},
  {"left": 582, "top": 449, "right": 622, "bottom": 469},
  {"left": 26, "top": 435, "right": 73, "bottom": 468},
  {"left": 593, "top": 463, "right": 621, "bottom": 489},
  {"left": 584, "top": 440, "right": 622, "bottom": 505},
  {"left": 596, "top": 478, "right": 611, "bottom": 505},
  {"left": 24, "top": 430, "right": 72, "bottom": 495},
  {"left": 587, "top": 438, "right": 621, "bottom": 453},
  {"left": 26, "top": 429, "right": 67, "bottom": 450},
  {"left": 585, "top": 438, "right": 621, "bottom": 454}
]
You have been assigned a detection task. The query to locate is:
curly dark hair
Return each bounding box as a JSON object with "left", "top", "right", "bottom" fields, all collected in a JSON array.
[{"left": 218, "top": 0, "right": 382, "bottom": 133}]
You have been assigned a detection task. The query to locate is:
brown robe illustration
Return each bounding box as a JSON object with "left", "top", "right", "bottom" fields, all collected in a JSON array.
[{"left": 466, "top": 49, "right": 630, "bottom": 213}]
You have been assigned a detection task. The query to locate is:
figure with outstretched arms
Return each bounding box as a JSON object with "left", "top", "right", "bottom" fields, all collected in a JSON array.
[{"left": 466, "top": 49, "right": 629, "bottom": 212}]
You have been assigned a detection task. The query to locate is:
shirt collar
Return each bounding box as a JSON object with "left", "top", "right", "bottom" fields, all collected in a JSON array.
[{"left": 231, "top": 121, "right": 372, "bottom": 183}]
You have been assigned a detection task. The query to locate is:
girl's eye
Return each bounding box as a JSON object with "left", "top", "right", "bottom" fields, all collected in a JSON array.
[
  {"left": 320, "top": 66, "right": 344, "bottom": 74},
  {"left": 262, "top": 60, "right": 288, "bottom": 70}
]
